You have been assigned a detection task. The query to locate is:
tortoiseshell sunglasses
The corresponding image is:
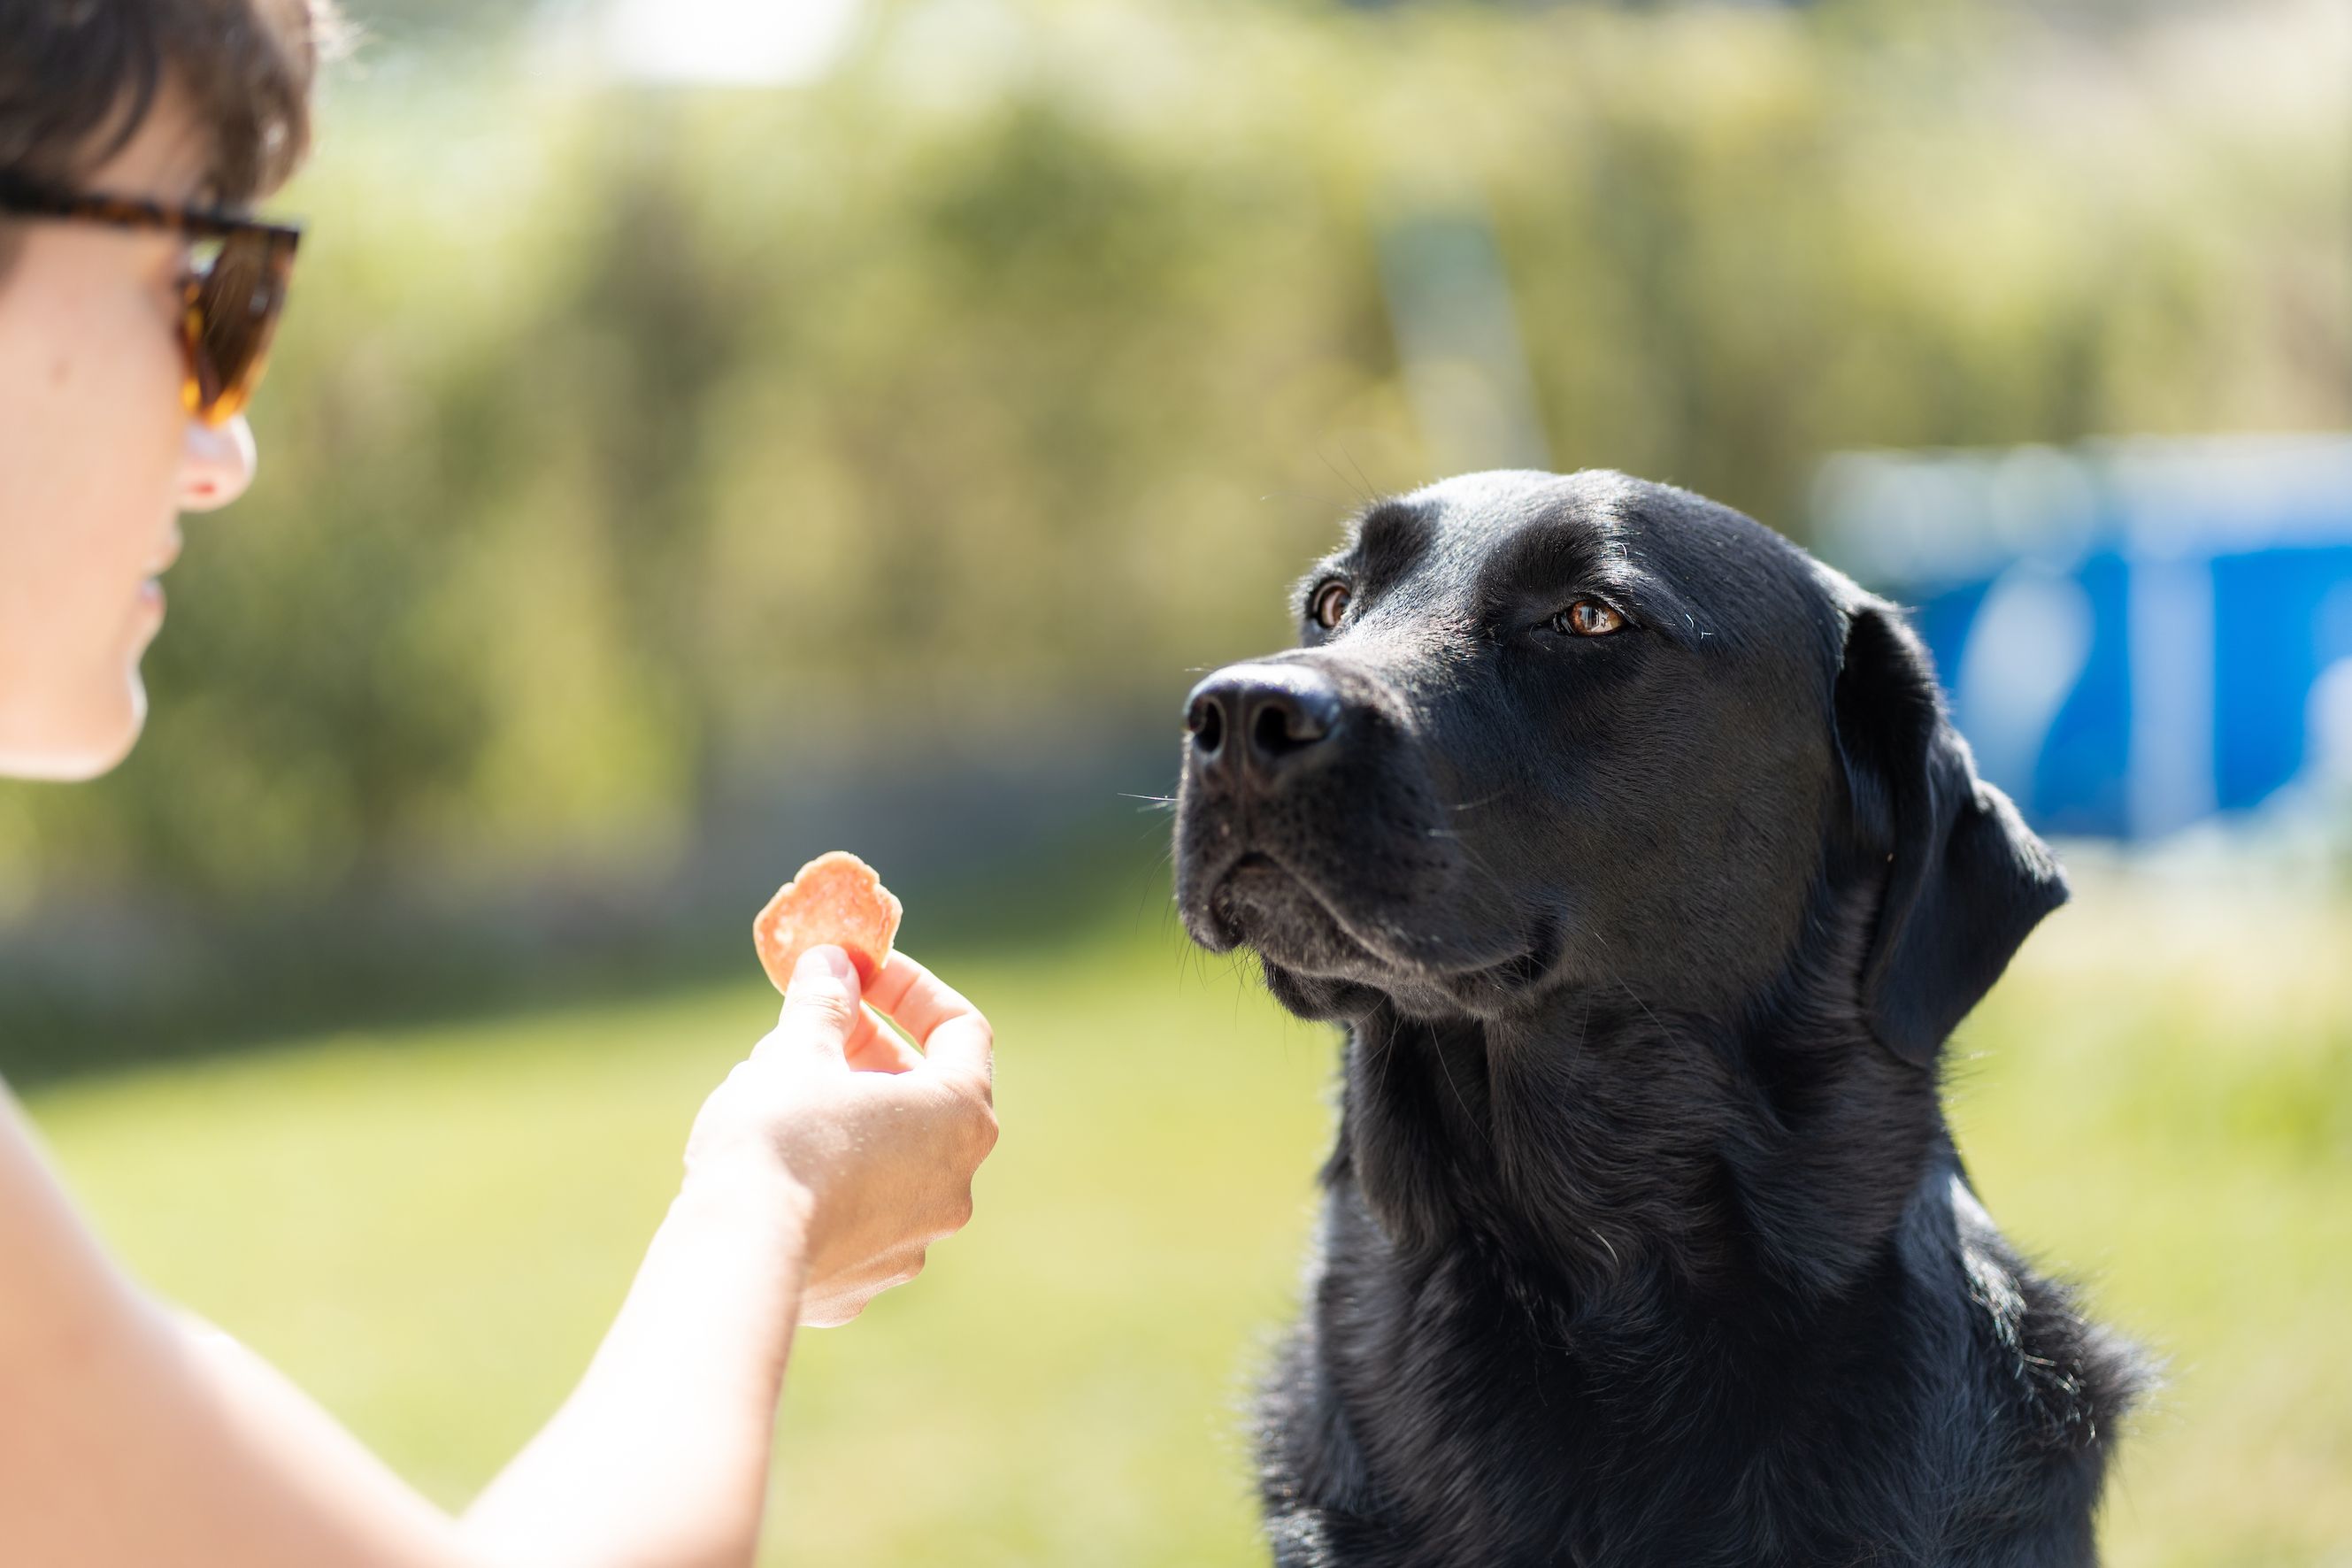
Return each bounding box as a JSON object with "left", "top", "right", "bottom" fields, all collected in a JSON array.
[{"left": 0, "top": 172, "right": 302, "bottom": 427}]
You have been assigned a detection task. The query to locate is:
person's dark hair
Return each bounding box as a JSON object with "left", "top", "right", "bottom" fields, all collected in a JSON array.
[{"left": 0, "top": 0, "right": 338, "bottom": 270}]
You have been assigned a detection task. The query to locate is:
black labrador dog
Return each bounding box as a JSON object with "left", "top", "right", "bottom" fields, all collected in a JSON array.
[{"left": 1172, "top": 471, "right": 2146, "bottom": 1567}]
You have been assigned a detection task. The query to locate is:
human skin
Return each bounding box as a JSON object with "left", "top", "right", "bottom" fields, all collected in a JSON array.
[
  {"left": 0, "top": 90, "right": 252, "bottom": 779},
  {"left": 0, "top": 90, "right": 999, "bottom": 1568}
]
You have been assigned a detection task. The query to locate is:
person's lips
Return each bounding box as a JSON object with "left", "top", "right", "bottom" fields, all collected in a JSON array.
[{"left": 133, "top": 529, "right": 181, "bottom": 624}]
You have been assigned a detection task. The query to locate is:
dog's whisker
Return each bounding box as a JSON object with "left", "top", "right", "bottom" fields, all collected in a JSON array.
[
  {"left": 1587, "top": 927, "right": 1672, "bottom": 1038},
  {"left": 1415, "top": 1017, "right": 1478, "bottom": 1128}
]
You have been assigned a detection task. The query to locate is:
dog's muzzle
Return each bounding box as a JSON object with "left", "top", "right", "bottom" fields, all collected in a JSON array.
[{"left": 1184, "top": 662, "right": 1345, "bottom": 798}]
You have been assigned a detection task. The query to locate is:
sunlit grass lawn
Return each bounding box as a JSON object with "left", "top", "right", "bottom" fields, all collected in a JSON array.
[{"left": 21, "top": 871, "right": 2352, "bottom": 1566}]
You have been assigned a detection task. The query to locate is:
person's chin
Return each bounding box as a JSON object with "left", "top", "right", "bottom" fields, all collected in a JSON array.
[{"left": 0, "top": 671, "right": 147, "bottom": 783}]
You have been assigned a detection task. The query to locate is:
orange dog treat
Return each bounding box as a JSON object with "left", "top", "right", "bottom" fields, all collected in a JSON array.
[{"left": 754, "top": 851, "right": 903, "bottom": 993}]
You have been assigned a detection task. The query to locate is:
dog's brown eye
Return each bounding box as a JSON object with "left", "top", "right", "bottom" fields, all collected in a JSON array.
[
  {"left": 1554, "top": 599, "right": 1626, "bottom": 637},
  {"left": 1311, "top": 580, "right": 1352, "bottom": 631}
]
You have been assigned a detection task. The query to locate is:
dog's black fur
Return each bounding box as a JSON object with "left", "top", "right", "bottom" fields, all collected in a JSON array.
[{"left": 1172, "top": 471, "right": 2147, "bottom": 1568}]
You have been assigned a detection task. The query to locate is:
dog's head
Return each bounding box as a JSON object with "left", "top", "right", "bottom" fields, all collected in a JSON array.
[{"left": 1173, "top": 469, "right": 2064, "bottom": 1065}]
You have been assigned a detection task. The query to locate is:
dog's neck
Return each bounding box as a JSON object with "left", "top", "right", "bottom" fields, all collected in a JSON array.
[{"left": 1327, "top": 960, "right": 1947, "bottom": 1326}]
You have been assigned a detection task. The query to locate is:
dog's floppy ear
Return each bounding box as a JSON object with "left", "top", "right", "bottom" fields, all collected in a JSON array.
[{"left": 1833, "top": 596, "right": 2068, "bottom": 1067}]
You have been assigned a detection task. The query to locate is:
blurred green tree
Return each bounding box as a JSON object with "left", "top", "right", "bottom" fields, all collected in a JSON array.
[{"left": 1, "top": 0, "right": 2340, "bottom": 916}]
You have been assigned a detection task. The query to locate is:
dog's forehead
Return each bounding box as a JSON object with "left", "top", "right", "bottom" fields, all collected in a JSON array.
[
  {"left": 1398, "top": 469, "right": 1769, "bottom": 573},
  {"left": 1360, "top": 469, "right": 1841, "bottom": 651}
]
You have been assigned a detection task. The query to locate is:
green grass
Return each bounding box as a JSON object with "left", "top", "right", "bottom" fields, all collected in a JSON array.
[
  {"left": 19, "top": 873, "right": 2352, "bottom": 1565},
  {"left": 1948, "top": 876, "right": 2352, "bottom": 1568}
]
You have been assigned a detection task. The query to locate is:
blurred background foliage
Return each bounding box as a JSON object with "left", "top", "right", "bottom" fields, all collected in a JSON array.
[{"left": 4, "top": 0, "right": 2345, "bottom": 954}]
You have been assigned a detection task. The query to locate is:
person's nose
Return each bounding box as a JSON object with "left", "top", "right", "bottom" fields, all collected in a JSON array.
[
  {"left": 1185, "top": 662, "right": 1345, "bottom": 794},
  {"left": 177, "top": 415, "right": 256, "bottom": 512}
]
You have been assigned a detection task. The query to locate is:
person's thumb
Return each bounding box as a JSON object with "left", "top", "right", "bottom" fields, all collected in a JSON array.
[{"left": 764, "top": 946, "right": 862, "bottom": 1060}]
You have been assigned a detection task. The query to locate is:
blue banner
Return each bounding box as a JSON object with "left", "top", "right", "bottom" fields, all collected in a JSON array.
[{"left": 1815, "top": 436, "right": 2352, "bottom": 840}]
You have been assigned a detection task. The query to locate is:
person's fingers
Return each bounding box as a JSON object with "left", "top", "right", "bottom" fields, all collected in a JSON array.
[
  {"left": 843, "top": 1246, "right": 926, "bottom": 1289},
  {"left": 842, "top": 1004, "right": 923, "bottom": 1073},
  {"left": 834, "top": 1247, "right": 931, "bottom": 1297},
  {"left": 861, "top": 950, "right": 972, "bottom": 1037},
  {"left": 864, "top": 951, "right": 994, "bottom": 1088},
  {"left": 921, "top": 1182, "right": 978, "bottom": 1242},
  {"left": 837, "top": 1002, "right": 883, "bottom": 1063},
  {"left": 754, "top": 945, "right": 862, "bottom": 1063},
  {"left": 919, "top": 1013, "right": 995, "bottom": 1099},
  {"left": 801, "top": 1247, "right": 929, "bottom": 1326},
  {"left": 801, "top": 1299, "right": 865, "bottom": 1329}
]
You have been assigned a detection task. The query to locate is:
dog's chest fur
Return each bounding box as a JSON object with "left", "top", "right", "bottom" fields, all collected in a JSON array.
[{"left": 1254, "top": 995, "right": 2141, "bottom": 1568}]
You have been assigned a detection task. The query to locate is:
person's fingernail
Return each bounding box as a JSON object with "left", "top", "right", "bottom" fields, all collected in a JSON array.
[{"left": 791, "top": 945, "right": 856, "bottom": 991}]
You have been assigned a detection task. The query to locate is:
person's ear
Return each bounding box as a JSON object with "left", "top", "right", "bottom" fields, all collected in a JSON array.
[
  {"left": 1832, "top": 596, "right": 2068, "bottom": 1067},
  {"left": 178, "top": 413, "right": 256, "bottom": 512}
]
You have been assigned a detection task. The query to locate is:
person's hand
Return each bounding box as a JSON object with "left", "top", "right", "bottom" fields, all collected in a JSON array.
[{"left": 683, "top": 945, "right": 998, "bottom": 1326}]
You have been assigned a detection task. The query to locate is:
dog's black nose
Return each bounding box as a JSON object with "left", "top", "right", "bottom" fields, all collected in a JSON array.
[{"left": 1187, "top": 663, "right": 1343, "bottom": 790}]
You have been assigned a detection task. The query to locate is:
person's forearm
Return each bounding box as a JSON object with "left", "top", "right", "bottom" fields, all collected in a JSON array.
[
  {"left": 458, "top": 1166, "right": 811, "bottom": 1568},
  {"left": 3, "top": 1089, "right": 488, "bottom": 1568}
]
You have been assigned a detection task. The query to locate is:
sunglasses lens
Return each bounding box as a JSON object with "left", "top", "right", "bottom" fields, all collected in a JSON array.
[{"left": 183, "top": 230, "right": 294, "bottom": 425}]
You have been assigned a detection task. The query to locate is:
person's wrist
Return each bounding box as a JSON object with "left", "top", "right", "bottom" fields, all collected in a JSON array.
[
  {"left": 673, "top": 1152, "right": 817, "bottom": 1268},
  {"left": 658, "top": 1157, "right": 817, "bottom": 1387}
]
